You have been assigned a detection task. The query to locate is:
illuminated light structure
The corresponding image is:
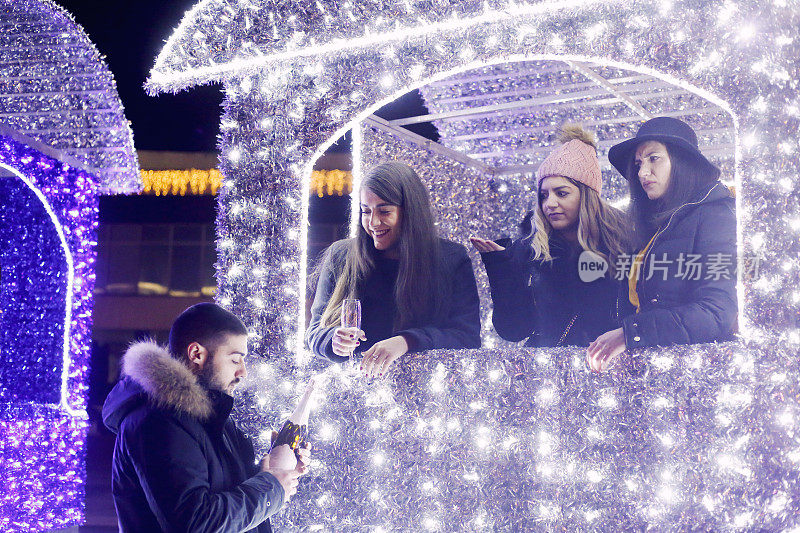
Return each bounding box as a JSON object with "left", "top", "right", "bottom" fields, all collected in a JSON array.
[
  {"left": 149, "top": 1, "right": 800, "bottom": 530},
  {"left": 0, "top": 1, "right": 138, "bottom": 531}
]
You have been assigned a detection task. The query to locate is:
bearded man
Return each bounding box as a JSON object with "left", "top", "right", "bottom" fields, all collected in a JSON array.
[{"left": 103, "top": 303, "right": 308, "bottom": 532}]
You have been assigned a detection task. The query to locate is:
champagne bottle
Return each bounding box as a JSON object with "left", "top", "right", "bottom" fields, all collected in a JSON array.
[{"left": 268, "top": 379, "right": 315, "bottom": 468}]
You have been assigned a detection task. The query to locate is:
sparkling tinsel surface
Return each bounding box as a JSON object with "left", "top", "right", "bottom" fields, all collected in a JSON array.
[
  {"left": 152, "top": 0, "right": 800, "bottom": 529},
  {"left": 237, "top": 341, "right": 800, "bottom": 531},
  {"left": 0, "top": 175, "right": 67, "bottom": 404}
]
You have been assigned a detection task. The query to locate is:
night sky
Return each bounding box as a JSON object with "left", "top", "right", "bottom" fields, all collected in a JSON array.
[{"left": 55, "top": 0, "right": 435, "bottom": 154}]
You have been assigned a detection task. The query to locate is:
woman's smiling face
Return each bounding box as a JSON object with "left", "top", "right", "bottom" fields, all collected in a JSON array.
[{"left": 361, "top": 187, "right": 403, "bottom": 252}]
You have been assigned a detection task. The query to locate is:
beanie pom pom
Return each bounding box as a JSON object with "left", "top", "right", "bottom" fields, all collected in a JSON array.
[{"left": 557, "top": 124, "right": 597, "bottom": 150}]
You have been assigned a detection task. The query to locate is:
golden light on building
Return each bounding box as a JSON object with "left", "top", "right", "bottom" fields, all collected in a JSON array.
[
  {"left": 310, "top": 169, "right": 353, "bottom": 197},
  {"left": 140, "top": 168, "right": 353, "bottom": 196},
  {"left": 140, "top": 169, "right": 223, "bottom": 196}
]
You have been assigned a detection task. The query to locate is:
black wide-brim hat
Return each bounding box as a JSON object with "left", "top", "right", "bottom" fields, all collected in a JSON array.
[{"left": 607, "top": 116, "right": 719, "bottom": 179}]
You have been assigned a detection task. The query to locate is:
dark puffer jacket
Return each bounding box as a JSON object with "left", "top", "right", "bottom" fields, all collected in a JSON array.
[
  {"left": 306, "top": 238, "right": 482, "bottom": 361},
  {"left": 480, "top": 234, "right": 621, "bottom": 347},
  {"left": 102, "top": 342, "right": 284, "bottom": 533},
  {"left": 620, "top": 181, "right": 738, "bottom": 348}
]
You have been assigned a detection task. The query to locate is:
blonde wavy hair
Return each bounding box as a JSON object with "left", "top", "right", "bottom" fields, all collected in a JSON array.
[{"left": 527, "top": 125, "right": 629, "bottom": 272}]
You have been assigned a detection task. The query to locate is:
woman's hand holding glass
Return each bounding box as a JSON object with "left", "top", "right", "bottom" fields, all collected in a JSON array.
[
  {"left": 332, "top": 327, "right": 366, "bottom": 357},
  {"left": 469, "top": 237, "right": 506, "bottom": 253},
  {"left": 361, "top": 335, "right": 409, "bottom": 379},
  {"left": 333, "top": 298, "right": 364, "bottom": 358}
]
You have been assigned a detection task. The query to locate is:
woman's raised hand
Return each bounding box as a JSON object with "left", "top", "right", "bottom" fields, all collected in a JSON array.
[
  {"left": 469, "top": 237, "right": 506, "bottom": 252},
  {"left": 361, "top": 335, "right": 409, "bottom": 379},
  {"left": 332, "top": 327, "right": 366, "bottom": 357},
  {"left": 586, "top": 327, "right": 626, "bottom": 372}
]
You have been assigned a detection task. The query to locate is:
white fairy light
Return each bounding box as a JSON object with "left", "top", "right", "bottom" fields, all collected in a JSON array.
[
  {"left": 583, "top": 22, "right": 606, "bottom": 41},
  {"left": 423, "top": 517, "right": 440, "bottom": 531},
  {"left": 586, "top": 469, "right": 603, "bottom": 483},
  {"left": 777, "top": 410, "right": 793, "bottom": 427},
  {"left": 742, "top": 132, "right": 758, "bottom": 149},
  {"left": 597, "top": 391, "right": 617, "bottom": 409},
  {"left": 736, "top": 24, "right": 757, "bottom": 42},
  {"left": 379, "top": 73, "right": 394, "bottom": 88}
]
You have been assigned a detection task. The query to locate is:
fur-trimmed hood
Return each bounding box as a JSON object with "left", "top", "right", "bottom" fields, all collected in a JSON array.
[{"left": 102, "top": 341, "right": 214, "bottom": 434}]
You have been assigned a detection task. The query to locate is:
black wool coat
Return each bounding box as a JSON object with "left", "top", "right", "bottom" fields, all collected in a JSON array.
[
  {"left": 619, "top": 181, "right": 738, "bottom": 348},
  {"left": 480, "top": 234, "right": 621, "bottom": 347},
  {"left": 102, "top": 342, "right": 284, "bottom": 533},
  {"left": 306, "top": 238, "right": 482, "bottom": 361}
]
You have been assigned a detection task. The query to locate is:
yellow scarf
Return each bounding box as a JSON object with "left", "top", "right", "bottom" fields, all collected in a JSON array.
[{"left": 628, "top": 233, "right": 658, "bottom": 313}]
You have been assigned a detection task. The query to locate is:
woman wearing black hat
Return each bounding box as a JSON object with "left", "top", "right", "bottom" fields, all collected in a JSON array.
[{"left": 587, "top": 117, "right": 738, "bottom": 371}]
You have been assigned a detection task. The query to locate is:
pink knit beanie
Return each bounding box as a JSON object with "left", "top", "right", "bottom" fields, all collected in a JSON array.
[{"left": 535, "top": 126, "right": 603, "bottom": 195}]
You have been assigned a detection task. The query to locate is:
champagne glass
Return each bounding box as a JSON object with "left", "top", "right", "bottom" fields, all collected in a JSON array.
[{"left": 340, "top": 298, "right": 361, "bottom": 358}]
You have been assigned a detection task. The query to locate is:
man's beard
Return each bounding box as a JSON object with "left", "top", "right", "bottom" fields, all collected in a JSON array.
[{"left": 198, "top": 353, "right": 240, "bottom": 394}]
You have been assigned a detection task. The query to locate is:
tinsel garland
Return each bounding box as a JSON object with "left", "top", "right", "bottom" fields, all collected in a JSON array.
[
  {"left": 235, "top": 341, "right": 800, "bottom": 531},
  {"left": 0, "top": 177, "right": 67, "bottom": 404}
]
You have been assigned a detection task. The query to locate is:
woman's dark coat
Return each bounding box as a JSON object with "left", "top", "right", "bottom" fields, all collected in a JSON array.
[
  {"left": 306, "top": 238, "right": 482, "bottom": 361},
  {"left": 619, "top": 181, "right": 738, "bottom": 348},
  {"left": 102, "top": 341, "right": 284, "bottom": 533},
  {"left": 480, "top": 234, "right": 621, "bottom": 347}
]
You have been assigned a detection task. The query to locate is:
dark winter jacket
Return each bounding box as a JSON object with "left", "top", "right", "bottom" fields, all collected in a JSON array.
[
  {"left": 102, "top": 341, "right": 284, "bottom": 533},
  {"left": 480, "top": 234, "right": 621, "bottom": 347},
  {"left": 620, "top": 181, "right": 738, "bottom": 348},
  {"left": 306, "top": 238, "right": 482, "bottom": 361}
]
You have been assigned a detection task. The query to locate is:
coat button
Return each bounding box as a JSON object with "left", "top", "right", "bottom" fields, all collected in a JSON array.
[
  {"left": 633, "top": 336, "right": 641, "bottom": 342},
  {"left": 650, "top": 298, "right": 658, "bottom": 303},
  {"left": 632, "top": 323, "right": 638, "bottom": 328}
]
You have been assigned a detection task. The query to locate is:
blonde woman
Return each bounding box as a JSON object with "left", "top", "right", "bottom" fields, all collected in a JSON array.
[{"left": 471, "top": 126, "right": 628, "bottom": 347}]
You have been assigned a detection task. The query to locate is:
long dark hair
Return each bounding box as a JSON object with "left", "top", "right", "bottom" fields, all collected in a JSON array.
[
  {"left": 320, "top": 162, "right": 441, "bottom": 330},
  {"left": 626, "top": 144, "right": 720, "bottom": 249}
]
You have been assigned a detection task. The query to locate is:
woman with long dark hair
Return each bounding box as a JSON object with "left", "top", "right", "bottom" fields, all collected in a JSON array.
[
  {"left": 471, "top": 125, "right": 629, "bottom": 347},
  {"left": 587, "top": 117, "right": 737, "bottom": 371},
  {"left": 306, "top": 162, "right": 481, "bottom": 378}
]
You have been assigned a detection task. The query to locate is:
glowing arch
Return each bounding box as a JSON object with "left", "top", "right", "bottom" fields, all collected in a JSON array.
[{"left": 0, "top": 162, "right": 79, "bottom": 416}]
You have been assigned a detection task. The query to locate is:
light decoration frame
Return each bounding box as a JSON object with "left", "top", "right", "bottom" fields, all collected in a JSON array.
[
  {"left": 0, "top": 133, "right": 98, "bottom": 532},
  {"left": 0, "top": 1, "right": 139, "bottom": 529},
  {"left": 0, "top": 160, "right": 77, "bottom": 414},
  {"left": 150, "top": 0, "right": 800, "bottom": 529}
]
